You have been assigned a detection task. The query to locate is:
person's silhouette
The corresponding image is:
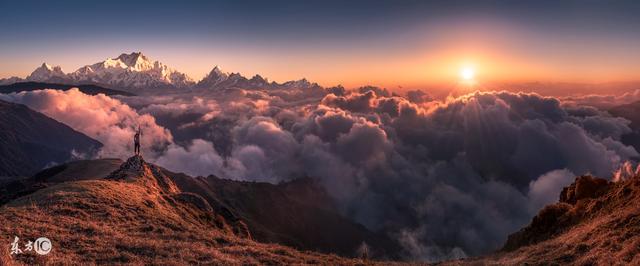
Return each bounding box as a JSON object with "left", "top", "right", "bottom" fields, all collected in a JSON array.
[{"left": 134, "top": 126, "right": 142, "bottom": 155}]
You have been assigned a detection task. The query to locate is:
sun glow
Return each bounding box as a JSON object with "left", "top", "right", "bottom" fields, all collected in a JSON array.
[{"left": 460, "top": 66, "right": 475, "bottom": 81}]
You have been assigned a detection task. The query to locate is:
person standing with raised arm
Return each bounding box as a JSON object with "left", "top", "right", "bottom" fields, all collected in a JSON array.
[{"left": 134, "top": 126, "right": 142, "bottom": 155}]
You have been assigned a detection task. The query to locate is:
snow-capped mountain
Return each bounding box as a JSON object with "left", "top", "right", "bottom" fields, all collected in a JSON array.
[
  {"left": 6, "top": 52, "right": 323, "bottom": 92},
  {"left": 195, "top": 66, "right": 273, "bottom": 89},
  {"left": 282, "top": 78, "right": 314, "bottom": 89},
  {"left": 27, "top": 63, "right": 69, "bottom": 83},
  {"left": 196, "top": 66, "right": 229, "bottom": 88},
  {"left": 196, "top": 66, "right": 320, "bottom": 91},
  {"left": 68, "top": 52, "right": 195, "bottom": 89}
]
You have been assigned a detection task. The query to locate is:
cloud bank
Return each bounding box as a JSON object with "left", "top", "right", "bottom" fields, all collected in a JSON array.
[{"left": 3, "top": 86, "right": 638, "bottom": 262}]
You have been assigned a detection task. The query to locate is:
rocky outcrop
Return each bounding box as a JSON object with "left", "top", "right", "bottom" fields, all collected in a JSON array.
[
  {"left": 559, "top": 175, "right": 610, "bottom": 204},
  {"left": 106, "top": 155, "right": 179, "bottom": 194},
  {"left": 503, "top": 175, "right": 611, "bottom": 251},
  {"left": 482, "top": 172, "right": 640, "bottom": 265}
]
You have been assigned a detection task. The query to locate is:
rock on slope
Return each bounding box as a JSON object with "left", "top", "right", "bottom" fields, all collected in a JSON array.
[
  {"left": 0, "top": 156, "right": 376, "bottom": 265},
  {"left": 453, "top": 174, "right": 640, "bottom": 265},
  {"left": 0, "top": 100, "right": 102, "bottom": 177}
]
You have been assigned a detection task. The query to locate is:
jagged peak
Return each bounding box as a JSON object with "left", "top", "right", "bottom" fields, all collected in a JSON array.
[
  {"left": 207, "top": 65, "right": 228, "bottom": 78},
  {"left": 64, "top": 52, "right": 195, "bottom": 88},
  {"left": 115, "top": 52, "right": 151, "bottom": 67},
  {"left": 40, "top": 62, "right": 52, "bottom": 70},
  {"left": 211, "top": 65, "right": 223, "bottom": 73},
  {"left": 228, "top": 72, "right": 244, "bottom": 79},
  {"left": 250, "top": 74, "right": 267, "bottom": 82},
  {"left": 35, "top": 62, "right": 63, "bottom": 72},
  {"left": 26, "top": 62, "right": 67, "bottom": 81}
]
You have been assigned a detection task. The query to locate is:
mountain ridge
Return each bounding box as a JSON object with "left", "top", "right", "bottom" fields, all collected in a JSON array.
[
  {"left": 0, "top": 81, "right": 134, "bottom": 96},
  {"left": 1, "top": 155, "right": 372, "bottom": 265},
  {"left": 0, "top": 156, "right": 400, "bottom": 262},
  {"left": 0, "top": 52, "right": 324, "bottom": 92}
]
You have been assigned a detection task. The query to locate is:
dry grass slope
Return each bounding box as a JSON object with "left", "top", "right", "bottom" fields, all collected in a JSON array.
[
  {"left": 0, "top": 156, "right": 402, "bottom": 265},
  {"left": 444, "top": 175, "right": 640, "bottom": 265}
]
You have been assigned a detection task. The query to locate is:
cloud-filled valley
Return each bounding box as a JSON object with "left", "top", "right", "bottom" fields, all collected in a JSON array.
[{"left": 2, "top": 84, "right": 638, "bottom": 262}]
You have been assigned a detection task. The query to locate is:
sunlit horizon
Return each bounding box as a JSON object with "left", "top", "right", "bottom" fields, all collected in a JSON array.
[{"left": 2, "top": 1, "right": 640, "bottom": 91}]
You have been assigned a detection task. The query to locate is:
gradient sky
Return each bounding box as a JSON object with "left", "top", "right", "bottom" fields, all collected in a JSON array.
[{"left": 1, "top": 0, "right": 639, "bottom": 89}]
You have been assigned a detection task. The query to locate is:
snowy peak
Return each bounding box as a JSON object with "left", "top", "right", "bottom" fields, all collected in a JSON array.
[
  {"left": 12, "top": 52, "right": 322, "bottom": 91},
  {"left": 283, "top": 78, "right": 312, "bottom": 88},
  {"left": 116, "top": 52, "right": 147, "bottom": 65},
  {"left": 67, "top": 52, "right": 195, "bottom": 89},
  {"left": 88, "top": 52, "right": 160, "bottom": 72},
  {"left": 196, "top": 66, "right": 230, "bottom": 88},
  {"left": 114, "top": 52, "right": 154, "bottom": 71},
  {"left": 40, "top": 63, "right": 53, "bottom": 70},
  {"left": 27, "top": 63, "right": 68, "bottom": 82},
  {"left": 210, "top": 66, "right": 226, "bottom": 77}
]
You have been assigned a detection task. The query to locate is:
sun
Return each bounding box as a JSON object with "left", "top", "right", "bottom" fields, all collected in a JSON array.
[{"left": 460, "top": 66, "right": 475, "bottom": 81}]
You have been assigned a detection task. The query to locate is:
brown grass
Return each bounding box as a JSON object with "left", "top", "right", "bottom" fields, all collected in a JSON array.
[
  {"left": 0, "top": 179, "right": 398, "bottom": 265},
  {"left": 445, "top": 175, "right": 640, "bottom": 265},
  {"left": 1, "top": 242, "right": 18, "bottom": 266}
]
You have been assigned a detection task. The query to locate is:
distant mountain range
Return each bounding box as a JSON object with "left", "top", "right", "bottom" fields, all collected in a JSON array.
[
  {"left": 0, "top": 52, "right": 321, "bottom": 92},
  {"left": 0, "top": 81, "right": 134, "bottom": 96},
  {"left": 0, "top": 99, "right": 102, "bottom": 176}
]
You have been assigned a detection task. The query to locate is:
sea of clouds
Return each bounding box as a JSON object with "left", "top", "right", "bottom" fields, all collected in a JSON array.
[{"left": 2, "top": 85, "right": 638, "bottom": 261}]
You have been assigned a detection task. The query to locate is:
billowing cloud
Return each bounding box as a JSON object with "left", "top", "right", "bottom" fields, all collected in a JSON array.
[
  {"left": 561, "top": 89, "right": 640, "bottom": 108},
  {"left": 3, "top": 86, "right": 638, "bottom": 262},
  {"left": 291, "top": 90, "right": 637, "bottom": 259},
  {"left": 0, "top": 88, "right": 172, "bottom": 158},
  {"left": 527, "top": 169, "right": 575, "bottom": 213},
  {"left": 154, "top": 139, "right": 224, "bottom": 177}
]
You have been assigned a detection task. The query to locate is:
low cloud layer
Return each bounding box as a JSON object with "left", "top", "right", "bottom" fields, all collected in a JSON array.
[{"left": 3, "top": 86, "right": 638, "bottom": 262}]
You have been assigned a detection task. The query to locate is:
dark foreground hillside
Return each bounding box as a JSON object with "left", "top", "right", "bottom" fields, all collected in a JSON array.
[{"left": 0, "top": 156, "right": 401, "bottom": 265}]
